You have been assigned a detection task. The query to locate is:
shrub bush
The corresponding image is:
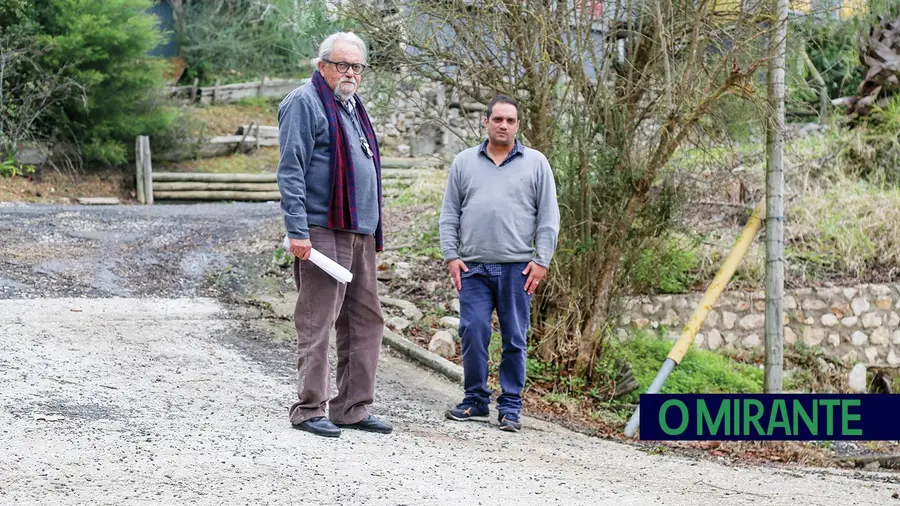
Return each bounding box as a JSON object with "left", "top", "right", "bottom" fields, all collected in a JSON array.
[
  {"left": 1, "top": 0, "right": 173, "bottom": 165},
  {"left": 180, "top": 0, "right": 346, "bottom": 85},
  {"left": 613, "top": 331, "right": 763, "bottom": 403},
  {"left": 38, "top": 0, "right": 174, "bottom": 164}
]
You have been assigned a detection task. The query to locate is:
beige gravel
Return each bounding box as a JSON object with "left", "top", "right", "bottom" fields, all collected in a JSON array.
[{"left": 0, "top": 297, "right": 895, "bottom": 505}]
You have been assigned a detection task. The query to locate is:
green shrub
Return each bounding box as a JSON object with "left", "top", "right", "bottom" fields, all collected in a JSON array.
[
  {"left": 626, "top": 234, "right": 700, "bottom": 294},
  {"left": 180, "top": 0, "right": 346, "bottom": 85},
  {"left": 612, "top": 331, "right": 763, "bottom": 403},
  {"left": 2, "top": 0, "right": 174, "bottom": 165},
  {"left": 35, "top": 0, "right": 174, "bottom": 164},
  {"left": 791, "top": 17, "right": 864, "bottom": 103}
]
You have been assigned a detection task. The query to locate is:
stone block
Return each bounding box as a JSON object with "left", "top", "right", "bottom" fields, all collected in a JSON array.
[
  {"left": 821, "top": 314, "right": 839, "bottom": 327},
  {"left": 889, "top": 349, "right": 900, "bottom": 366},
  {"left": 743, "top": 333, "right": 761, "bottom": 348},
  {"left": 707, "top": 330, "right": 723, "bottom": 350},
  {"left": 802, "top": 328, "right": 826, "bottom": 347},
  {"left": 865, "top": 347, "right": 879, "bottom": 363},
  {"left": 841, "top": 316, "right": 858, "bottom": 327},
  {"left": 889, "top": 312, "right": 900, "bottom": 328},
  {"left": 722, "top": 312, "right": 738, "bottom": 330},
  {"left": 429, "top": 331, "right": 456, "bottom": 358},
  {"left": 861, "top": 312, "right": 883, "bottom": 329},
  {"left": 784, "top": 295, "right": 798, "bottom": 309},
  {"left": 738, "top": 314, "right": 765, "bottom": 330},
  {"left": 785, "top": 327, "right": 798, "bottom": 344},
  {"left": 870, "top": 327, "right": 890, "bottom": 346},
  {"left": 876, "top": 297, "right": 894, "bottom": 310},
  {"left": 803, "top": 298, "right": 828, "bottom": 311},
  {"left": 851, "top": 297, "right": 871, "bottom": 316}
]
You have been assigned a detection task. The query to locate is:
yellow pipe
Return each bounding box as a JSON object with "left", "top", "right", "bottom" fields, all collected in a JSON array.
[{"left": 666, "top": 199, "right": 767, "bottom": 364}]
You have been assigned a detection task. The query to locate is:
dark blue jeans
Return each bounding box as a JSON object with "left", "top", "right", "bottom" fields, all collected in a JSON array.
[{"left": 458, "top": 262, "right": 532, "bottom": 416}]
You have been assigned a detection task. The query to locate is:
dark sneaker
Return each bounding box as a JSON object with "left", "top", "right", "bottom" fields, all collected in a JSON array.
[
  {"left": 445, "top": 402, "right": 490, "bottom": 422},
  {"left": 499, "top": 413, "right": 522, "bottom": 432}
]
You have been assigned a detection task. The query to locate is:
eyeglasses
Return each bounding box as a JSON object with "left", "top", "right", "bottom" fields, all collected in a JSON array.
[{"left": 324, "top": 59, "right": 368, "bottom": 75}]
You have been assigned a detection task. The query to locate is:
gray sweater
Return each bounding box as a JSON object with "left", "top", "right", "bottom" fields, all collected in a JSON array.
[
  {"left": 439, "top": 142, "right": 561, "bottom": 268},
  {"left": 276, "top": 83, "right": 379, "bottom": 240}
]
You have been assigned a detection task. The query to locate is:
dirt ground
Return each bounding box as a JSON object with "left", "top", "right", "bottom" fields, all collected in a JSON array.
[{"left": 0, "top": 169, "right": 134, "bottom": 205}]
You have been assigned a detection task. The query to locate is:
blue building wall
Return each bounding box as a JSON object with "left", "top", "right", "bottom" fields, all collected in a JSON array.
[{"left": 147, "top": 0, "right": 179, "bottom": 58}]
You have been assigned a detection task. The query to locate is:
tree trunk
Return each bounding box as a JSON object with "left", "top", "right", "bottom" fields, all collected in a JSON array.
[{"left": 575, "top": 179, "right": 648, "bottom": 377}]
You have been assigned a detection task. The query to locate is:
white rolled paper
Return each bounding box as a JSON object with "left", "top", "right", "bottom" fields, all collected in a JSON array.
[{"left": 283, "top": 235, "right": 353, "bottom": 284}]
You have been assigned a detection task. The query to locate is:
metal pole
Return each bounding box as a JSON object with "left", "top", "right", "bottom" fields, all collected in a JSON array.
[
  {"left": 764, "top": 0, "right": 788, "bottom": 393},
  {"left": 624, "top": 200, "right": 767, "bottom": 438},
  {"left": 623, "top": 358, "right": 676, "bottom": 437}
]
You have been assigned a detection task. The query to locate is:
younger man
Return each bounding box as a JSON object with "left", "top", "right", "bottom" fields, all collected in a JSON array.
[{"left": 438, "top": 95, "right": 560, "bottom": 432}]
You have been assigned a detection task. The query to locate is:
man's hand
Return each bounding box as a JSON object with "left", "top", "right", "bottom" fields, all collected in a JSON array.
[
  {"left": 447, "top": 259, "right": 468, "bottom": 292},
  {"left": 289, "top": 238, "right": 312, "bottom": 260},
  {"left": 523, "top": 261, "right": 548, "bottom": 295}
]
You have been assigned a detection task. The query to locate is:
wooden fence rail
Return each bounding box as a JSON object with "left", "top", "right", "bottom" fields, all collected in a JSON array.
[
  {"left": 135, "top": 136, "right": 441, "bottom": 204},
  {"left": 167, "top": 77, "right": 309, "bottom": 105}
]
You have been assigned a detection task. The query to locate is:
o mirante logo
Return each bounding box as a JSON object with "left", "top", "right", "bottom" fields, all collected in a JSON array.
[{"left": 639, "top": 394, "right": 896, "bottom": 441}]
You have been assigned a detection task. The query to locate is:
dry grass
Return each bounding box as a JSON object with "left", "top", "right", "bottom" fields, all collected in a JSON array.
[
  {"left": 787, "top": 179, "right": 900, "bottom": 283},
  {"left": 184, "top": 99, "right": 280, "bottom": 137},
  {"left": 159, "top": 147, "right": 280, "bottom": 174},
  {"left": 679, "top": 128, "right": 900, "bottom": 289}
]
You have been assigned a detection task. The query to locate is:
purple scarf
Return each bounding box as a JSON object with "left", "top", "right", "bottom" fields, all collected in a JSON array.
[{"left": 311, "top": 70, "right": 384, "bottom": 252}]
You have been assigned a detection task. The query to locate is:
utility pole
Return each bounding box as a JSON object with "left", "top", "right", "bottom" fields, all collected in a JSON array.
[{"left": 764, "top": 0, "right": 788, "bottom": 393}]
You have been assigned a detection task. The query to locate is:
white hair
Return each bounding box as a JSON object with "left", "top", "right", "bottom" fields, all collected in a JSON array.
[{"left": 311, "top": 32, "right": 367, "bottom": 67}]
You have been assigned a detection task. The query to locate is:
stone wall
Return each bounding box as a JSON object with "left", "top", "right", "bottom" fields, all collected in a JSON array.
[
  {"left": 362, "top": 81, "right": 485, "bottom": 158},
  {"left": 617, "top": 283, "right": 900, "bottom": 365}
]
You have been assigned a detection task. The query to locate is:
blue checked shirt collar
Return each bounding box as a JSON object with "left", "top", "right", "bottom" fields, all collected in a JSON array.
[{"left": 478, "top": 138, "right": 525, "bottom": 167}]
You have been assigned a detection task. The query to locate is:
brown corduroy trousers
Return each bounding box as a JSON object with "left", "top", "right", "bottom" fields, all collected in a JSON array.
[{"left": 288, "top": 226, "right": 384, "bottom": 425}]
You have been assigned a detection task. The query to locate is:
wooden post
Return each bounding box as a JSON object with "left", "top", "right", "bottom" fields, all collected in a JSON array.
[
  {"left": 140, "top": 136, "right": 154, "bottom": 205},
  {"left": 190, "top": 77, "right": 200, "bottom": 103},
  {"left": 764, "top": 0, "right": 787, "bottom": 393},
  {"left": 135, "top": 137, "right": 146, "bottom": 204},
  {"left": 235, "top": 120, "right": 254, "bottom": 154},
  {"left": 255, "top": 115, "right": 261, "bottom": 151},
  {"left": 212, "top": 79, "right": 221, "bottom": 105},
  {"left": 259, "top": 76, "right": 267, "bottom": 97}
]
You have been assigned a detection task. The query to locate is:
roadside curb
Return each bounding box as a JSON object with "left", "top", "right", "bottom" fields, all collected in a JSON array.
[{"left": 381, "top": 326, "right": 464, "bottom": 385}]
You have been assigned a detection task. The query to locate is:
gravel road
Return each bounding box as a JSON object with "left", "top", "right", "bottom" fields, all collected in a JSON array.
[
  {"left": 0, "top": 202, "right": 896, "bottom": 505},
  {"left": 0, "top": 201, "right": 283, "bottom": 298}
]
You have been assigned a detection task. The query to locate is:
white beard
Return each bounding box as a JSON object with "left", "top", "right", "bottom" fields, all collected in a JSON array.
[{"left": 336, "top": 82, "right": 357, "bottom": 101}]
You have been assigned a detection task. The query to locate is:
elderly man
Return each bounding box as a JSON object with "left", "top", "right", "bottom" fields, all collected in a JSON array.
[
  {"left": 276, "top": 32, "right": 391, "bottom": 438},
  {"left": 439, "top": 95, "right": 560, "bottom": 432}
]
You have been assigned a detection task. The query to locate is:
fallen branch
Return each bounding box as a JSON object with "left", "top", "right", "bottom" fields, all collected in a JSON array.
[{"left": 839, "top": 455, "right": 900, "bottom": 469}]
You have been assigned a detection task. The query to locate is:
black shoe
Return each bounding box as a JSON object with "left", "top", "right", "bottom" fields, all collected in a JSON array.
[
  {"left": 293, "top": 416, "right": 341, "bottom": 438},
  {"left": 334, "top": 414, "right": 393, "bottom": 434}
]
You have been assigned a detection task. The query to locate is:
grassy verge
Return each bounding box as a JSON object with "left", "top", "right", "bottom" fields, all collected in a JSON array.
[
  {"left": 159, "top": 147, "right": 280, "bottom": 174},
  {"left": 184, "top": 98, "right": 280, "bottom": 137},
  {"left": 613, "top": 331, "right": 763, "bottom": 402},
  {"left": 640, "top": 127, "right": 900, "bottom": 293},
  {"left": 514, "top": 331, "right": 764, "bottom": 410}
]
